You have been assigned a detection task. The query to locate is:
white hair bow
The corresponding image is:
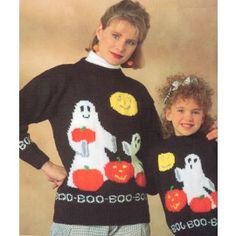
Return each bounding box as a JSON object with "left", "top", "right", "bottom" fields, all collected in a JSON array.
[{"left": 164, "top": 76, "right": 198, "bottom": 104}]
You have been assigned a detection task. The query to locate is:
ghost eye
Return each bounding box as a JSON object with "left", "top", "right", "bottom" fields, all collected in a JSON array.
[
  {"left": 80, "top": 106, "right": 84, "bottom": 112},
  {"left": 187, "top": 158, "right": 191, "bottom": 163},
  {"left": 87, "top": 106, "right": 90, "bottom": 112},
  {"left": 194, "top": 158, "right": 197, "bottom": 163}
]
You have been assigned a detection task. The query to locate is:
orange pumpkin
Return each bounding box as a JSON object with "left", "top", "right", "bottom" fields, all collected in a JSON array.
[
  {"left": 165, "top": 187, "right": 187, "bottom": 212},
  {"left": 210, "top": 191, "right": 217, "bottom": 207},
  {"left": 190, "top": 195, "right": 212, "bottom": 213},
  {"left": 135, "top": 172, "right": 147, "bottom": 187},
  {"left": 73, "top": 166, "right": 104, "bottom": 191},
  {"left": 105, "top": 160, "right": 134, "bottom": 183},
  {"left": 71, "top": 127, "right": 96, "bottom": 143}
]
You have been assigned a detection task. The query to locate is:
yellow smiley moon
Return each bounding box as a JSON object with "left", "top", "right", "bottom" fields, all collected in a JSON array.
[
  {"left": 110, "top": 92, "right": 138, "bottom": 116},
  {"left": 158, "top": 152, "right": 175, "bottom": 172}
]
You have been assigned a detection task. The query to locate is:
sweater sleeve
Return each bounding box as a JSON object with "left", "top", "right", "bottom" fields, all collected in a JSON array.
[
  {"left": 145, "top": 141, "right": 163, "bottom": 196},
  {"left": 139, "top": 87, "right": 163, "bottom": 195},
  {"left": 145, "top": 141, "right": 164, "bottom": 195},
  {"left": 140, "top": 86, "right": 163, "bottom": 155},
  {"left": 19, "top": 66, "right": 66, "bottom": 169}
]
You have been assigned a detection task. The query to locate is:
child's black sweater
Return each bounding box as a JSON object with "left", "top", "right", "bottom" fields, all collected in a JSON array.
[
  {"left": 20, "top": 58, "right": 162, "bottom": 225},
  {"left": 147, "top": 132, "right": 217, "bottom": 236}
]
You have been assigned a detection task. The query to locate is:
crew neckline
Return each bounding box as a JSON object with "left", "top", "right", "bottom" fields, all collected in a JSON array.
[{"left": 85, "top": 51, "right": 120, "bottom": 69}]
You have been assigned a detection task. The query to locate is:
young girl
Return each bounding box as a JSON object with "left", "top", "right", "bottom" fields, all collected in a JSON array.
[
  {"left": 147, "top": 74, "right": 217, "bottom": 236},
  {"left": 20, "top": 1, "right": 163, "bottom": 235}
]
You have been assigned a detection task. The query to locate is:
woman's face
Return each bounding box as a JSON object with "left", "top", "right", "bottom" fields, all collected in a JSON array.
[{"left": 96, "top": 19, "right": 139, "bottom": 66}]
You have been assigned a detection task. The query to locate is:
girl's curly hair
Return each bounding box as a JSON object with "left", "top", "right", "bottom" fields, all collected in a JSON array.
[{"left": 158, "top": 74, "right": 215, "bottom": 138}]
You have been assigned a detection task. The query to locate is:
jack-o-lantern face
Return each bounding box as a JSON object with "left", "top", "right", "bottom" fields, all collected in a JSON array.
[
  {"left": 105, "top": 160, "right": 134, "bottom": 183},
  {"left": 110, "top": 92, "right": 138, "bottom": 116},
  {"left": 165, "top": 187, "right": 187, "bottom": 212}
]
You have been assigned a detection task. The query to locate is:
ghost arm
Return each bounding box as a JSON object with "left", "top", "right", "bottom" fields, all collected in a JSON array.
[
  {"left": 99, "top": 127, "right": 117, "bottom": 153},
  {"left": 74, "top": 141, "right": 89, "bottom": 157},
  {"left": 203, "top": 177, "right": 216, "bottom": 192},
  {"left": 122, "top": 141, "right": 130, "bottom": 156},
  {"left": 67, "top": 129, "right": 89, "bottom": 157},
  {"left": 175, "top": 167, "right": 185, "bottom": 182}
]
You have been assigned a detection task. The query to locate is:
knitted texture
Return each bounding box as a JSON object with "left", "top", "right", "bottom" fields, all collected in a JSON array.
[
  {"left": 20, "top": 58, "right": 162, "bottom": 225},
  {"left": 147, "top": 132, "right": 217, "bottom": 235}
]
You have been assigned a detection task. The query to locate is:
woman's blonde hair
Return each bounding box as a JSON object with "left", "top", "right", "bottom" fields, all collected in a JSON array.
[
  {"left": 158, "top": 74, "right": 215, "bottom": 138},
  {"left": 87, "top": 0, "right": 150, "bottom": 69}
]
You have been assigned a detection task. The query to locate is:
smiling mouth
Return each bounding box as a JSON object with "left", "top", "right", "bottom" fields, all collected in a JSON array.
[
  {"left": 111, "top": 52, "right": 123, "bottom": 59},
  {"left": 114, "top": 174, "right": 128, "bottom": 180},
  {"left": 181, "top": 123, "right": 194, "bottom": 128},
  {"left": 119, "top": 105, "right": 131, "bottom": 110}
]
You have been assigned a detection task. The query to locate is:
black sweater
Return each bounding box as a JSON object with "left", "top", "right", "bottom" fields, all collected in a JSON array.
[
  {"left": 20, "top": 58, "right": 162, "bottom": 225},
  {"left": 147, "top": 132, "right": 217, "bottom": 235}
]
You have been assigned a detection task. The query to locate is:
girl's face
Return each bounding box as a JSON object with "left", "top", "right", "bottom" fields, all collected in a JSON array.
[
  {"left": 96, "top": 19, "right": 139, "bottom": 66},
  {"left": 165, "top": 97, "right": 204, "bottom": 136}
]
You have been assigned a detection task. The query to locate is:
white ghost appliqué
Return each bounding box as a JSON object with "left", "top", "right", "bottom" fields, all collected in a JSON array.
[
  {"left": 67, "top": 100, "right": 117, "bottom": 188},
  {"left": 122, "top": 133, "right": 143, "bottom": 177},
  {"left": 122, "top": 133, "right": 146, "bottom": 187},
  {"left": 175, "top": 154, "right": 216, "bottom": 208}
]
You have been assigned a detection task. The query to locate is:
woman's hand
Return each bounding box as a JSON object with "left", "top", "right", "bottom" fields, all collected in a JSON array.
[
  {"left": 41, "top": 161, "right": 67, "bottom": 189},
  {"left": 206, "top": 122, "right": 217, "bottom": 141}
]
